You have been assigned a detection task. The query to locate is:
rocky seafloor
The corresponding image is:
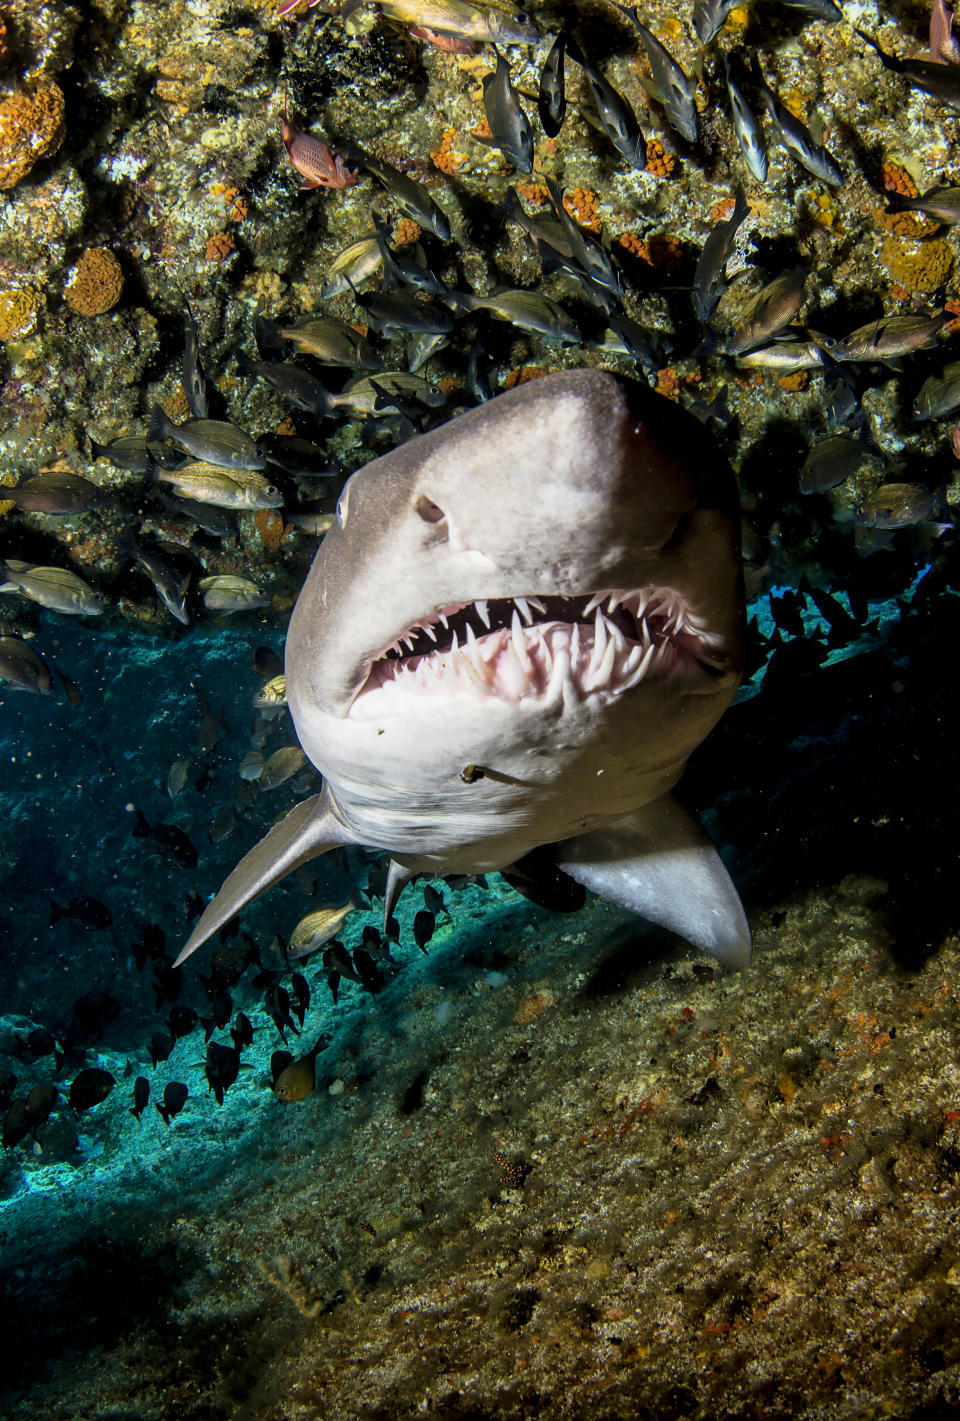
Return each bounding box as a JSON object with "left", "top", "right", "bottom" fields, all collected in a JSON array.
[{"left": 1, "top": 0, "right": 960, "bottom": 1415}]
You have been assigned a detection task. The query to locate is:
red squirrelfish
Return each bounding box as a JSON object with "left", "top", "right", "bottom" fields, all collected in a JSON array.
[{"left": 280, "top": 97, "right": 359, "bottom": 190}]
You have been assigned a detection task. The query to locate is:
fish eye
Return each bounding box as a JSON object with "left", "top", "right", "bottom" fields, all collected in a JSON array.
[
  {"left": 514, "top": 8, "right": 531, "bottom": 19},
  {"left": 415, "top": 494, "right": 445, "bottom": 523}
]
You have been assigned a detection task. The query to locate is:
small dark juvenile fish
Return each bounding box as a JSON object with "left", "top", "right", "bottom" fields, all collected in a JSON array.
[
  {"left": 232, "top": 1011, "right": 255, "bottom": 1051},
  {"left": 857, "top": 482, "right": 939, "bottom": 528},
  {"left": 205, "top": 1042, "right": 241, "bottom": 1105},
  {"left": 617, "top": 7, "right": 698, "bottom": 143},
  {"left": 539, "top": 29, "right": 567, "bottom": 136},
  {"left": 481, "top": 47, "right": 534, "bottom": 171},
  {"left": 168, "top": 1004, "right": 198, "bottom": 1039},
  {"left": 280, "top": 96, "right": 359, "bottom": 190},
  {"left": 131, "top": 1076, "right": 150, "bottom": 1121},
  {"left": 69, "top": 1067, "right": 115, "bottom": 1112},
  {"left": 156, "top": 1081, "right": 188, "bottom": 1125},
  {"left": 132, "top": 808, "right": 198, "bottom": 868},
  {"left": 237, "top": 353, "right": 332, "bottom": 414},
  {"left": 11, "top": 472, "right": 107, "bottom": 514},
  {"left": 413, "top": 908, "right": 436, "bottom": 950},
  {"left": 0, "top": 635, "right": 52, "bottom": 694},
  {"left": 149, "top": 1030, "right": 176, "bottom": 1067},
  {"left": 723, "top": 54, "right": 767, "bottom": 184},
  {"left": 887, "top": 185, "right": 960, "bottom": 225},
  {"left": 857, "top": 28, "right": 960, "bottom": 108},
  {"left": 50, "top": 895, "right": 113, "bottom": 929},
  {"left": 182, "top": 307, "right": 208, "bottom": 419},
  {"left": 371, "top": 217, "right": 447, "bottom": 296},
  {"left": 692, "top": 186, "right": 750, "bottom": 324},
  {"left": 799, "top": 435, "right": 863, "bottom": 493},
  {"left": 346, "top": 144, "right": 452, "bottom": 240},
  {"left": 261, "top": 435, "right": 336, "bottom": 477},
  {"left": 595, "top": 313, "right": 663, "bottom": 371},
  {"left": 802, "top": 582, "right": 861, "bottom": 645},
  {"left": 73, "top": 989, "right": 121, "bottom": 1040},
  {"left": 567, "top": 37, "right": 646, "bottom": 168},
  {"left": 759, "top": 84, "right": 843, "bottom": 185},
  {"left": 24, "top": 1083, "right": 58, "bottom": 1130}
]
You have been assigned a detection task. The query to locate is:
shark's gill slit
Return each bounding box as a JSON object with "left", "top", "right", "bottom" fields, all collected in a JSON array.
[{"left": 357, "top": 585, "right": 712, "bottom": 711}]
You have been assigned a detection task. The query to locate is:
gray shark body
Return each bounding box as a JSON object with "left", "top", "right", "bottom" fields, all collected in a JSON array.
[{"left": 175, "top": 371, "right": 751, "bottom": 969}]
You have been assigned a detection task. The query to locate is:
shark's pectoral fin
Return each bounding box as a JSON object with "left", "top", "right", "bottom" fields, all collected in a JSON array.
[
  {"left": 383, "top": 859, "right": 417, "bottom": 932},
  {"left": 174, "top": 788, "right": 355, "bottom": 966},
  {"left": 556, "top": 796, "right": 751, "bottom": 970}
]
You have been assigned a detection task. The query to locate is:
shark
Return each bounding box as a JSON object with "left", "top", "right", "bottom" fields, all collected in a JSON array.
[{"left": 174, "top": 370, "right": 750, "bottom": 970}]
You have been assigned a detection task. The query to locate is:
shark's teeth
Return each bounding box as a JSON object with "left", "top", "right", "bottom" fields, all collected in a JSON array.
[{"left": 362, "top": 583, "right": 711, "bottom": 710}]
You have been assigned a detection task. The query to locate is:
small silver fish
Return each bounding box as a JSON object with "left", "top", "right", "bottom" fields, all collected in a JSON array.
[
  {"left": 713, "top": 269, "right": 806, "bottom": 355},
  {"left": 198, "top": 575, "right": 270, "bottom": 612},
  {"left": 447, "top": 288, "right": 580, "bottom": 342},
  {"left": 760, "top": 85, "right": 843, "bottom": 186},
  {"left": 692, "top": 187, "right": 751, "bottom": 324},
  {"left": 319, "top": 235, "right": 384, "bottom": 300},
  {"left": 183, "top": 308, "right": 208, "bottom": 419},
  {"left": 0, "top": 561, "right": 107, "bottom": 616},
  {"left": 723, "top": 54, "right": 767, "bottom": 184}
]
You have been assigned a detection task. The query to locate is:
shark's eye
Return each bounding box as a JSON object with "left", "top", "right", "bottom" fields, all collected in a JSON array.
[
  {"left": 335, "top": 486, "right": 350, "bottom": 527},
  {"left": 415, "top": 494, "right": 445, "bottom": 523}
]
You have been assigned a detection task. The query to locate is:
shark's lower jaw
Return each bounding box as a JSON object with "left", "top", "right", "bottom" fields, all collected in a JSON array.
[{"left": 350, "top": 587, "right": 720, "bottom": 720}]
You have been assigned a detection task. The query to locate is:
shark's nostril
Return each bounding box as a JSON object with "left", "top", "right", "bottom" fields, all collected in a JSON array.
[{"left": 415, "top": 494, "right": 446, "bottom": 523}]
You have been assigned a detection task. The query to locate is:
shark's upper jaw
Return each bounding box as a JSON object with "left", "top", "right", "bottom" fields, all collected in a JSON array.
[{"left": 350, "top": 583, "right": 729, "bottom": 720}]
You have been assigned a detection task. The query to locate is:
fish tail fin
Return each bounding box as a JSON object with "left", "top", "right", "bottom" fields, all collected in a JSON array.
[
  {"left": 254, "top": 314, "right": 284, "bottom": 352},
  {"left": 131, "top": 807, "right": 151, "bottom": 840},
  {"left": 148, "top": 404, "right": 173, "bottom": 445}
]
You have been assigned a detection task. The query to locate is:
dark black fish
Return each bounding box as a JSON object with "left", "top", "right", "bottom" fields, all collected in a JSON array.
[
  {"left": 0, "top": 1071, "right": 17, "bottom": 1108},
  {"left": 131, "top": 1076, "right": 150, "bottom": 1120},
  {"left": 352, "top": 948, "right": 384, "bottom": 993},
  {"left": 543, "top": 176, "right": 624, "bottom": 305},
  {"left": 323, "top": 941, "right": 363, "bottom": 983},
  {"left": 11, "top": 472, "right": 107, "bottom": 515},
  {"left": 205, "top": 1042, "right": 240, "bottom": 1105},
  {"left": 802, "top": 583, "right": 860, "bottom": 646},
  {"left": 423, "top": 883, "right": 448, "bottom": 918},
  {"left": 70, "top": 1067, "right": 115, "bottom": 1112},
  {"left": 118, "top": 530, "right": 191, "bottom": 627},
  {"left": 799, "top": 435, "right": 862, "bottom": 494},
  {"left": 693, "top": 0, "right": 740, "bottom": 43},
  {"left": 50, "top": 896, "right": 113, "bottom": 929},
  {"left": 130, "top": 923, "right": 165, "bottom": 972},
  {"left": 538, "top": 29, "right": 567, "bottom": 136},
  {"left": 73, "top": 989, "right": 120, "bottom": 1039},
  {"left": 264, "top": 983, "right": 298, "bottom": 1041},
  {"left": 768, "top": 590, "right": 805, "bottom": 639},
  {"left": 24, "top": 1083, "right": 58, "bottom": 1129},
  {"left": 413, "top": 909, "right": 436, "bottom": 951},
  {"left": 149, "top": 1030, "right": 176, "bottom": 1067},
  {"left": 3, "top": 1099, "right": 30, "bottom": 1148},
  {"left": 156, "top": 1081, "right": 188, "bottom": 1125},
  {"left": 152, "top": 960, "right": 183, "bottom": 1010},
  {"left": 23, "top": 1027, "right": 56, "bottom": 1060},
  {"left": 167, "top": 1004, "right": 198, "bottom": 1040},
  {"left": 481, "top": 47, "right": 533, "bottom": 172},
  {"left": 132, "top": 809, "right": 198, "bottom": 868},
  {"left": 232, "top": 1011, "right": 255, "bottom": 1051},
  {"left": 290, "top": 972, "right": 310, "bottom": 1028},
  {"left": 361, "top": 291, "right": 454, "bottom": 336},
  {"left": 202, "top": 991, "right": 233, "bottom": 1041}
]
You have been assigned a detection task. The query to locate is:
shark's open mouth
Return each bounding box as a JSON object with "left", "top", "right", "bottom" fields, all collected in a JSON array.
[{"left": 351, "top": 588, "right": 721, "bottom": 716}]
